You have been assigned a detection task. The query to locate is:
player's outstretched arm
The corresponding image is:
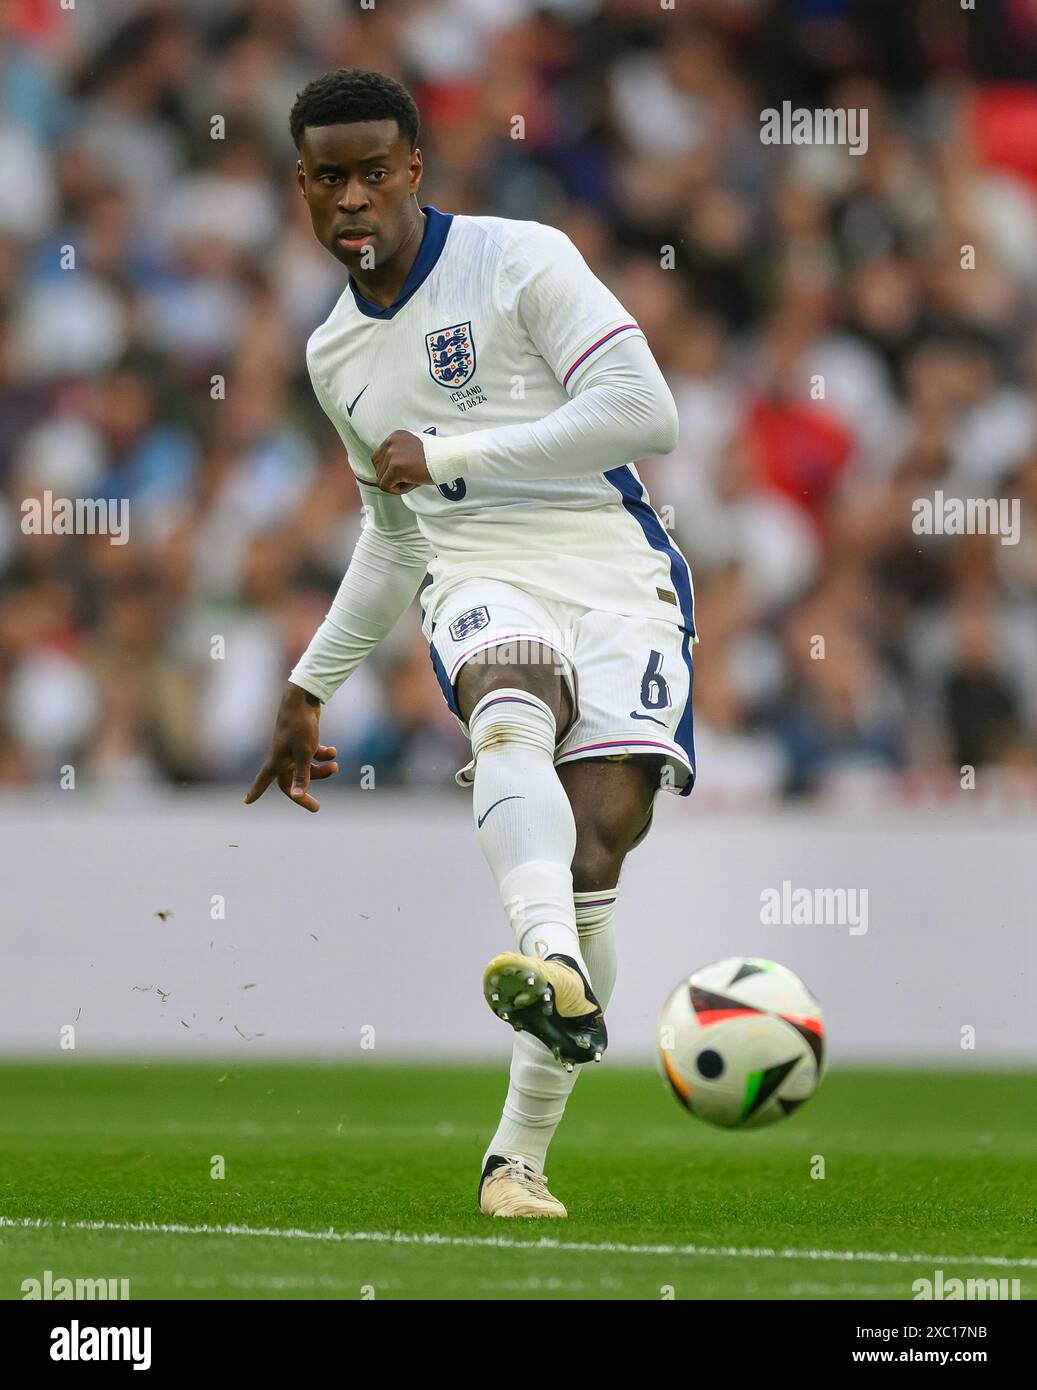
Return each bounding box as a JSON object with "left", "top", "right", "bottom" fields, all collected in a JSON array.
[
  {"left": 287, "top": 484, "right": 431, "bottom": 703},
  {"left": 244, "top": 483, "right": 431, "bottom": 812}
]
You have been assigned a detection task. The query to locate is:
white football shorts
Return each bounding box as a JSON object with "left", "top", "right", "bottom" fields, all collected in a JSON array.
[{"left": 423, "top": 578, "right": 695, "bottom": 796}]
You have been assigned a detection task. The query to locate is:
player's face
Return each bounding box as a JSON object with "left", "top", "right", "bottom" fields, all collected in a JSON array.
[{"left": 297, "top": 120, "right": 422, "bottom": 271}]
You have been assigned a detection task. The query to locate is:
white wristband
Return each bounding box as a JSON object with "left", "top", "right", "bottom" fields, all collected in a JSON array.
[{"left": 422, "top": 430, "right": 474, "bottom": 484}]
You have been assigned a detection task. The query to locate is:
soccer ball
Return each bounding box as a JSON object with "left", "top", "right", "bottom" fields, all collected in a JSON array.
[{"left": 657, "top": 957, "right": 825, "bottom": 1129}]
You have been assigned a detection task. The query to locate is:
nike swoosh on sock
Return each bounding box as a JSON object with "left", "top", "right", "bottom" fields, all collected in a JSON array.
[{"left": 477, "top": 794, "right": 526, "bottom": 828}]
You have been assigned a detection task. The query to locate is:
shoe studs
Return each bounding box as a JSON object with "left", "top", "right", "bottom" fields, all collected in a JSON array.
[{"left": 485, "top": 957, "right": 604, "bottom": 1076}]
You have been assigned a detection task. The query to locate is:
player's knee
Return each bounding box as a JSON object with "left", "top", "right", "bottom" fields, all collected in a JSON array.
[
  {"left": 570, "top": 793, "right": 651, "bottom": 889},
  {"left": 457, "top": 653, "right": 567, "bottom": 728},
  {"left": 571, "top": 848, "right": 625, "bottom": 894},
  {"left": 571, "top": 827, "right": 629, "bottom": 893}
]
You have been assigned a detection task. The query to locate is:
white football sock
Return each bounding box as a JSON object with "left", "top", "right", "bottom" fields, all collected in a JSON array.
[
  {"left": 483, "top": 888, "right": 618, "bottom": 1173},
  {"left": 572, "top": 888, "right": 619, "bottom": 1007},
  {"left": 469, "top": 688, "right": 586, "bottom": 971}
]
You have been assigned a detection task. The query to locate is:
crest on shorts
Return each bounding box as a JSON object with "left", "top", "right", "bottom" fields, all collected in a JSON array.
[
  {"left": 426, "top": 321, "right": 476, "bottom": 389},
  {"left": 449, "top": 606, "right": 490, "bottom": 641}
]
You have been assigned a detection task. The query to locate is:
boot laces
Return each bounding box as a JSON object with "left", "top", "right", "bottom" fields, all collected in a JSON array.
[{"left": 500, "top": 1157, "right": 551, "bottom": 1198}]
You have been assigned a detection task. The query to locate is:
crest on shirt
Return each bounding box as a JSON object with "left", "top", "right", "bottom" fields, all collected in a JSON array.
[
  {"left": 449, "top": 606, "right": 490, "bottom": 641},
  {"left": 426, "top": 321, "right": 476, "bottom": 389}
]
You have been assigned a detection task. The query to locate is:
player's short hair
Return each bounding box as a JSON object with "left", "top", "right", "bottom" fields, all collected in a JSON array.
[{"left": 289, "top": 69, "right": 419, "bottom": 151}]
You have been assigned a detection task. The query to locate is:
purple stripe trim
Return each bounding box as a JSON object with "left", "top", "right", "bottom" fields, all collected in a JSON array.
[
  {"left": 562, "top": 323, "right": 640, "bottom": 388},
  {"left": 561, "top": 737, "right": 678, "bottom": 755},
  {"left": 447, "top": 630, "right": 564, "bottom": 681},
  {"left": 576, "top": 897, "right": 617, "bottom": 908},
  {"left": 477, "top": 695, "right": 541, "bottom": 713}
]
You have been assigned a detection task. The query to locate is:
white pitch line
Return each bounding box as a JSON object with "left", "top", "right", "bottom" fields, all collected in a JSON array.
[{"left": 2, "top": 1216, "right": 1035, "bottom": 1270}]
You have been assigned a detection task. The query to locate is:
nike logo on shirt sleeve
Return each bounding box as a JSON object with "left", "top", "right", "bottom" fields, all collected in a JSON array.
[{"left": 345, "top": 386, "right": 369, "bottom": 417}]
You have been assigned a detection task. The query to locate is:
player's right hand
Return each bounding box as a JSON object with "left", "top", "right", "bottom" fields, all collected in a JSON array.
[{"left": 243, "top": 683, "right": 339, "bottom": 813}]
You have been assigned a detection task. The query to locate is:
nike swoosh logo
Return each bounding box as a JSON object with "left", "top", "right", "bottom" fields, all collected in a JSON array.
[
  {"left": 477, "top": 794, "right": 525, "bottom": 828},
  {"left": 345, "top": 385, "right": 368, "bottom": 418},
  {"left": 629, "top": 710, "right": 668, "bottom": 728}
]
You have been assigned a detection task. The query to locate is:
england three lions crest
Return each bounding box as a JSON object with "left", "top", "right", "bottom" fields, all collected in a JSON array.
[
  {"left": 426, "top": 321, "right": 476, "bottom": 389},
  {"left": 449, "top": 606, "right": 490, "bottom": 641}
]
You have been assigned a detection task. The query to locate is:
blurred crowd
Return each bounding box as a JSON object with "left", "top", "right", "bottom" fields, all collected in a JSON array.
[{"left": 2, "top": 0, "right": 1037, "bottom": 803}]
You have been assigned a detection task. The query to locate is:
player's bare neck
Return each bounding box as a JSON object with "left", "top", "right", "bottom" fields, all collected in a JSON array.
[{"left": 351, "top": 208, "right": 427, "bottom": 309}]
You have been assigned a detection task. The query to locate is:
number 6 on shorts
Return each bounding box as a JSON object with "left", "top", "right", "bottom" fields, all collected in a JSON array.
[{"left": 640, "top": 649, "right": 670, "bottom": 710}]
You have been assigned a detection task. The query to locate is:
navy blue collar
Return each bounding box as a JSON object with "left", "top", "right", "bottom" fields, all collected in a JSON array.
[{"left": 347, "top": 206, "right": 453, "bottom": 320}]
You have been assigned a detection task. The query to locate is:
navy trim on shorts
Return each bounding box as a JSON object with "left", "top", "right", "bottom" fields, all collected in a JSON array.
[
  {"left": 675, "top": 630, "right": 696, "bottom": 795},
  {"left": 428, "top": 621, "right": 461, "bottom": 717}
]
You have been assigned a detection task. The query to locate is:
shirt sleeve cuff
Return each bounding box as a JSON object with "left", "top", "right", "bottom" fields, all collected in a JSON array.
[
  {"left": 287, "top": 672, "right": 330, "bottom": 704},
  {"left": 422, "top": 431, "right": 474, "bottom": 484}
]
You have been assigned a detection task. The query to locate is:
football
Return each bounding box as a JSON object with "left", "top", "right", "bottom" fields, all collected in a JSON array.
[{"left": 657, "top": 957, "right": 825, "bottom": 1128}]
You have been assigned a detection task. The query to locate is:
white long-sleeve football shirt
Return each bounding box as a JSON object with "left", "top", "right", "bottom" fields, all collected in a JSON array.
[{"left": 290, "top": 209, "right": 695, "bottom": 702}]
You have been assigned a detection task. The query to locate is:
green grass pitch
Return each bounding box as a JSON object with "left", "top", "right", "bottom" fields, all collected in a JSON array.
[{"left": 0, "top": 1062, "right": 1034, "bottom": 1300}]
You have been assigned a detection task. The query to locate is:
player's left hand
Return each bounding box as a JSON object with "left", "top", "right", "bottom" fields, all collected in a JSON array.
[{"left": 373, "top": 431, "right": 433, "bottom": 494}]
